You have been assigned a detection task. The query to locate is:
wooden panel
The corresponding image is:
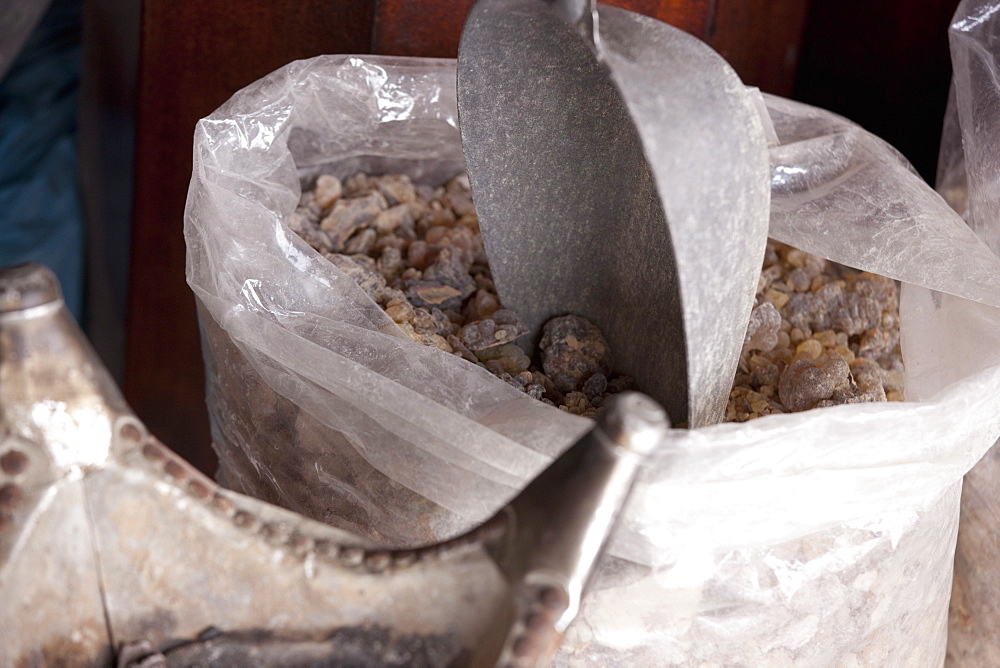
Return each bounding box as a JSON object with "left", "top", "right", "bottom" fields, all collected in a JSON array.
[
  {"left": 710, "top": 0, "right": 810, "bottom": 95},
  {"left": 373, "top": 0, "right": 477, "bottom": 57},
  {"left": 372, "top": 0, "right": 714, "bottom": 57},
  {"left": 373, "top": 0, "right": 805, "bottom": 95},
  {"left": 125, "top": 0, "right": 375, "bottom": 473},
  {"left": 371, "top": 0, "right": 714, "bottom": 56}
]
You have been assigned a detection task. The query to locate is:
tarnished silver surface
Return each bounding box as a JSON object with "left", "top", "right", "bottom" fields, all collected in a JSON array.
[
  {"left": 0, "top": 265, "right": 115, "bottom": 666},
  {"left": 458, "top": 0, "right": 771, "bottom": 428},
  {"left": 0, "top": 263, "right": 666, "bottom": 666}
]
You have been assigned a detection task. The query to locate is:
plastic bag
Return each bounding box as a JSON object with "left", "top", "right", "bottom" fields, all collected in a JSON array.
[
  {"left": 185, "top": 55, "right": 1000, "bottom": 663},
  {"left": 934, "top": 1, "right": 1000, "bottom": 664}
]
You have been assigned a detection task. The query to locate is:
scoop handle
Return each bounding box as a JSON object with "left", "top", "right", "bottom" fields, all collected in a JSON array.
[
  {"left": 482, "top": 392, "right": 670, "bottom": 667},
  {"left": 547, "top": 0, "right": 599, "bottom": 49}
]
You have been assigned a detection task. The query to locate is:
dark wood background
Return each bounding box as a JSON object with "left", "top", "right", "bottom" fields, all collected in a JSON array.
[{"left": 79, "top": 0, "right": 957, "bottom": 474}]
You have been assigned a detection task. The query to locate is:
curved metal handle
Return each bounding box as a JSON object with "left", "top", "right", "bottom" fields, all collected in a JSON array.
[
  {"left": 547, "top": 0, "right": 600, "bottom": 52},
  {"left": 479, "top": 393, "right": 670, "bottom": 666}
]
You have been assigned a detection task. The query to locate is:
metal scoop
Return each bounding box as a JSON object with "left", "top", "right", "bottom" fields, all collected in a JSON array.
[{"left": 458, "top": 0, "right": 771, "bottom": 427}]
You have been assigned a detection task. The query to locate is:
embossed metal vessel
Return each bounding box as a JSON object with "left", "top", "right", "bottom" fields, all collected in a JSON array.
[{"left": 0, "top": 263, "right": 667, "bottom": 666}]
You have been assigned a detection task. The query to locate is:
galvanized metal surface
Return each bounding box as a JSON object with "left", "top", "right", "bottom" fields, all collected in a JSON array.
[
  {"left": 488, "top": 392, "right": 668, "bottom": 666},
  {"left": 458, "top": 0, "right": 771, "bottom": 428},
  {"left": 0, "top": 263, "right": 667, "bottom": 667}
]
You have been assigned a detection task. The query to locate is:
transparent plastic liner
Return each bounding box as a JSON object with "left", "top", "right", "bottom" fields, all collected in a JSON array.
[
  {"left": 935, "top": 1, "right": 1000, "bottom": 664},
  {"left": 185, "top": 54, "right": 1000, "bottom": 663},
  {"left": 560, "top": 482, "right": 959, "bottom": 666}
]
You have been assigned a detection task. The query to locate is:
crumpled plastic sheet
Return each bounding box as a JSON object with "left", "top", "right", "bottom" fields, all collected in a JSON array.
[
  {"left": 933, "top": 1, "right": 1000, "bottom": 665},
  {"left": 767, "top": 94, "right": 1000, "bottom": 310},
  {"left": 184, "top": 54, "right": 1000, "bottom": 664}
]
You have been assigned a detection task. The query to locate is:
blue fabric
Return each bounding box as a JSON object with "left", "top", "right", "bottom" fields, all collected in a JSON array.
[{"left": 0, "top": 0, "right": 83, "bottom": 320}]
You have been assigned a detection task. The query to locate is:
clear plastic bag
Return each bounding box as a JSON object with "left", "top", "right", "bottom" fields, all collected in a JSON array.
[
  {"left": 934, "top": 1, "right": 1000, "bottom": 664},
  {"left": 185, "top": 54, "right": 1000, "bottom": 664}
]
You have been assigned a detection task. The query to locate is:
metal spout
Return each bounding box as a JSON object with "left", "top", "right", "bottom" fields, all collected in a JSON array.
[{"left": 0, "top": 263, "right": 129, "bottom": 474}]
